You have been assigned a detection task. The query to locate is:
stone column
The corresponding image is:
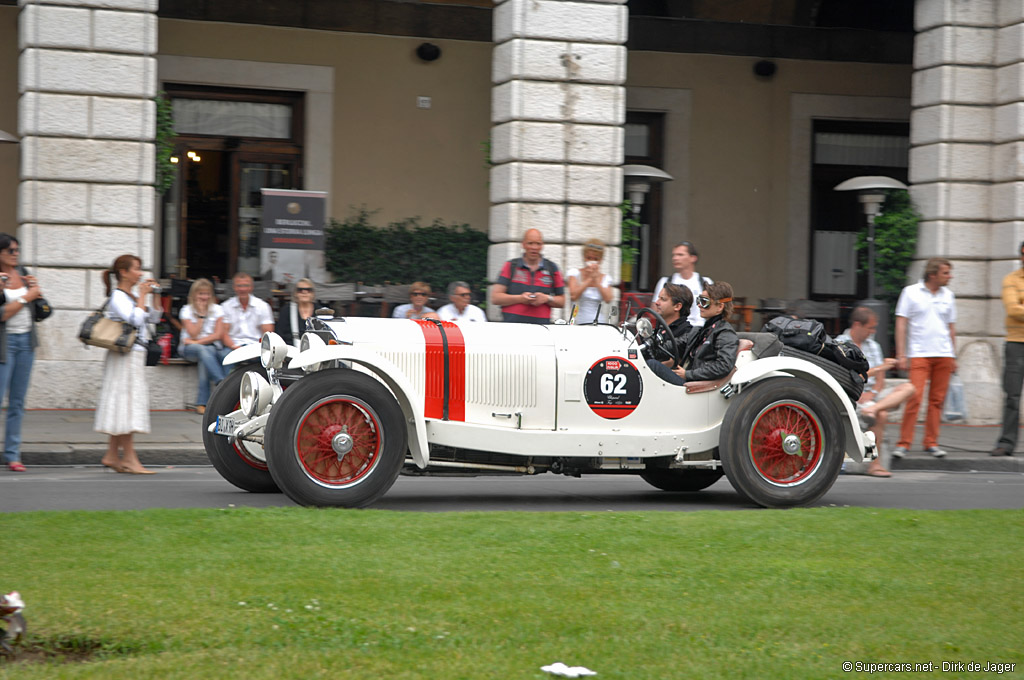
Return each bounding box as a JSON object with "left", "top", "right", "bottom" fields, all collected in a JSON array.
[
  {"left": 909, "top": 0, "right": 1017, "bottom": 424},
  {"left": 18, "top": 0, "right": 158, "bottom": 407},
  {"left": 489, "top": 0, "right": 627, "bottom": 321}
]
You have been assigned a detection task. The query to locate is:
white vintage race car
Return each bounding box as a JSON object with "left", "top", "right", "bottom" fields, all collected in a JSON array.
[{"left": 202, "top": 310, "right": 874, "bottom": 509}]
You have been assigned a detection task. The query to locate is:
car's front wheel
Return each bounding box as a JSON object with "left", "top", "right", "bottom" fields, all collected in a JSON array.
[
  {"left": 202, "top": 366, "right": 279, "bottom": 493},
  {"left": 264, "top": 369, "right": 407, "bottom": 508},
  {"left": 719, "top": 378, "right": 843, "bottom": 508},
  {"left": 640, "top": 468, "right": 724, "bottom": 492}
]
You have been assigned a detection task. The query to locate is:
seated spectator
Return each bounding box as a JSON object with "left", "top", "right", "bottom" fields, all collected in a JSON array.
[
  {"left": 393, "top": 281, "right": 439, "bottom": 320},
  {"left": 644, "top": 283, "right": 694, "bottom": 384},
  {"left": 438, "top": 281, "right": 487, "bottom": 324},
  {"left": 566, "top": 239, "right": 614, "bottom": 324},
  {"left": 277, "top": 278, "right": 320, "bottom": 347},
  {"left": 178, "top": 278, "right": 230, "bottom": 415},
  {"left": 836, "top": 305, "right": 916, "bottom": 477},
  {"left": 222, "top": 272, "right": 275, "bottom": 350},
  {"left": 671, "top": 282, "right": 740, "bottom": 384}
]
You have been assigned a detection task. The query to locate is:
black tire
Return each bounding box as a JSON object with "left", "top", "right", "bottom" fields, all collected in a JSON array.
[
  {"left": 640, "top": 468, "right": 724, "bottom": 492},
  {"left": 264, "top": 369, "right": 407, "bottom": 508},
  {"left": 202, "top": 366, "right": 280, "bottom": 493},
  {"left": 779, "top": 346, "right": 862, "bottom": 401},
  {"left": 719, "top": 378, "right": 843, "bottom": 508}
]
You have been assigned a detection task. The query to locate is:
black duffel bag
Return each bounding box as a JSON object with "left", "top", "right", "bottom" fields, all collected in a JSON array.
[{"left": 762, "top": 316, "right": 828, "bottom": 355}]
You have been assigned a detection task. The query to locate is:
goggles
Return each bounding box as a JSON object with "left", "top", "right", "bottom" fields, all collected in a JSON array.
[{"left": 696, "top": 295, "right": 732, "bottom": 309}]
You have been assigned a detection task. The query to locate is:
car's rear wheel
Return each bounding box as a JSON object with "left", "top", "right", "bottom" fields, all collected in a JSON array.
[
  {"left": 202, "top": 366, "right": 279, "bottom": 493},
  {"left": 265, "top": 369, "right": 407, "bottom": 508},
  {"left": 640, "top": 468, "right": 724, "bottom": 492},
  {"left": 719, "top": 378, "right": 843, "bottom": 508}
]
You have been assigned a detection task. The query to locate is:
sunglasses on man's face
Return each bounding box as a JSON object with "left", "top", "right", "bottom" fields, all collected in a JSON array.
[
  {"left": 296, "top": 287, "right": 314, "bottom": 293},
  {"left": 4, "top": 248, "right": 19, "bottom": 255},
  {"left": 411, "top": 292, "right": 429, "bottom": 297}
]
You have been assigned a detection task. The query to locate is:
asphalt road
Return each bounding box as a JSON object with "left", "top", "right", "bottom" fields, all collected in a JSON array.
[{"left": 1, "top": 466, "right": 1022, "bottom": 512}]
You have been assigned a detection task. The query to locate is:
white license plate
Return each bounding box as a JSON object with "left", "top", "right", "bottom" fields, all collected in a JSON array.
[{"left": 215, "top": 414, "right": 245, "bottom": 436}]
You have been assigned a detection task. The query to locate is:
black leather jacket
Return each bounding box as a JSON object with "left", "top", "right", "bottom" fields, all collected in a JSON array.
[
  {"left": 681, "top": 315, "right": 739, "bottom": 382},
  {"left": 650, "top": 317, "right": 692, "bottom": 364}
]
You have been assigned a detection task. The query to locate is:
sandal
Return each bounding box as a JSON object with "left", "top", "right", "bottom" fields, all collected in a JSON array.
[{"left": 7, "top": 462, "right": 27, "bottom": 472}]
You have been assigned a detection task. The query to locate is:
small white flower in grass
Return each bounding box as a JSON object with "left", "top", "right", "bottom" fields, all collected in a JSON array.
[
  {"left": 406, "top": 627, "right": 416, "bottom": 632},
  {"left": 305, "top": 605, "right": 314, "bottom": 611},
  {"left": 238, "top": 602, "right": 246, "bottom": 606}
]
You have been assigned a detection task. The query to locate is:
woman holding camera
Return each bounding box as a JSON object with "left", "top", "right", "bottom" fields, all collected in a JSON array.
[
  {"left": 566, "top": 239, "right": 614, "bottom": 324},
  {"left": 95, "top": 254, "right": 162, "bottom": 475},
  {"left": 0, "top": 234, "right": 44, "bottom": 472}
]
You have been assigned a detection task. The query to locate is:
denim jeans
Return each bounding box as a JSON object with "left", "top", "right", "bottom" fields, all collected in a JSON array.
[
  {"left": 647, "top": 358, "right": 685, "bottom": 385},
  {"left": 0, "top": 332, "right": 35, "bottom": 464},
  {"left": 180, "top": 343, "right": 229, "bottom": 406}
]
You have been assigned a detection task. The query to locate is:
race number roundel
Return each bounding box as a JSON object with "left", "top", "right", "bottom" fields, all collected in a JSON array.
[{"left": 584, "top": 357, "right": 643, "bottom": 420}]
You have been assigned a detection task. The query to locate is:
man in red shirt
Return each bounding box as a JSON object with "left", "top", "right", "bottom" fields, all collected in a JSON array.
[{"left": 491, "top": 229, "right": 565, "bottom": 323}]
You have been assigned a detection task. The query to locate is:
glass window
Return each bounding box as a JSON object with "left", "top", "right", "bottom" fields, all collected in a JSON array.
[
  {"left": 624, "top": 123, "right": 650, "bottom": 158},
  {"left": 814, "top": 132, "right": 908, "bottom": 168},
  {"left": 172, "top": 99, "right": 292, "bottom": 139}
]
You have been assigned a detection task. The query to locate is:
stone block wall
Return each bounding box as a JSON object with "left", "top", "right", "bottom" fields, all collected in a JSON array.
[
  {"left": 488, "top": 0, "right": 626, "bottom": 321},
  {"left": 909, "top": 0, "right": 1024, "bottom": 424},
  {"left": 16, "top": 0, "right": 180, "bottom": 408}
]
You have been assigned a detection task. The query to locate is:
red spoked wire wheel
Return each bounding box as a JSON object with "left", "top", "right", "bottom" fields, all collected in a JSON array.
[
  {"left": 748, "top": 400, "right": 823, "bottom": 486},
  {"left": 295, "top": 397, "right": 383, "bottom": 488}
]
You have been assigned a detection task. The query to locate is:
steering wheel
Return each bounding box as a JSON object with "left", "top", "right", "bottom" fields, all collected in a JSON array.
[{"left": 635, "top": 307, "right": 681, "bottom": 368}]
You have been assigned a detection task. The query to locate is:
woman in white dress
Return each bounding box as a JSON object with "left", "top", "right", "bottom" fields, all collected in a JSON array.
[
  {"left": 95, "top": 254, "right": 162, "bottom": 475},
  {"left": 566, "top": 239, "right": 614, "bottom": 324}
]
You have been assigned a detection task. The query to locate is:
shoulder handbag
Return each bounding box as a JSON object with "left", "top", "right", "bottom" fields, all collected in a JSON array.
[
  {"left": 33, "top": 297, "right": 52, "bottom": 321},
  {"left": 18, "top": 266, "right": 52, "bottom": 321},
  {"left": 79, "top": 299, "right": 137, "bottom": 353}
]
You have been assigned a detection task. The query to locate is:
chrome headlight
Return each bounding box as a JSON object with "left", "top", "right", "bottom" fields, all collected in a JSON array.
[
  {"left": 260, "top": 332, "right": 289, "bottom": 370},
  {"left": 239, "top": 371, "right": 273, "bottom": 418},
  {"left": 299, "top": 332, "right": 326, "bottom": 373}
]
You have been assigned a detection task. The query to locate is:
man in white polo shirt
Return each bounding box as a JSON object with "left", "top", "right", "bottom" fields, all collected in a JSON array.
[
  {"left": 893, "top": 258, "right": 957, "bottom": 458},
  {"left": 222, "top": 272, "right": 275, "bottom": 351}
]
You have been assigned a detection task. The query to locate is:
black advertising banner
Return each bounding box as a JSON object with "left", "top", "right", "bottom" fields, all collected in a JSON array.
[
  {"left": 260, "top": 189, "right": 326, "bottom": 250},
  {"left": 260, "top": 189, "right": 328, "bottom": 288}
]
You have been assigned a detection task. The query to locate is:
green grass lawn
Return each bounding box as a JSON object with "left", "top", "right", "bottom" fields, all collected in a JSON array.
[{"left": 2, "top": 507, "right": 1022, "bottom": 679}]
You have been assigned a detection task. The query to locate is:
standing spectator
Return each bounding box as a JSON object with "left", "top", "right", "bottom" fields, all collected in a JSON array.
[
  {"left": 222, "top": 272, "right": 275, "bottom": 350},
  {"left": 993, "top": 241, "right": 1024, "bottom": 457},
  {"left": 566, "top": 238, "right": 614, "bottom": 324},
  {"left": 893, "top": 258, "right": 957, "bottom": 458},
  {"left": 392, "top": 282, "right": 439, "bottom": 320},
  {"left": 437, "top": 281, "right": 487, "bottom": 324},
  {"left": 836, "top": 306, "right": 915, "bottom": 477},
  {"left": 277, "top": 278, "right": 320, "bottom": 346},
  {"left": 0, "top": 234, "right": 44, "bottom": 472},
  {"left": 178, "top": 278, "right": 229, "bottom": 415},
  {"left": 95, "top": 254, "right": 162, "bottom": 475},
  {"left": 491, "top": 228, "right": 565, "bottom": 323},
  {"left": 652, "top": 240, "right": 713, "bottom": 327}
]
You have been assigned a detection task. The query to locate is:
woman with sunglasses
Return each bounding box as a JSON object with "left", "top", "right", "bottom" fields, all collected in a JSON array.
[
  {"left": 670, "top": 281, "right": 740, "bottom": 384},
  {"left": 277, "top": 278, "right": 320, "bottom": 347},
  {"left": 0, "top": 235, "right": 44, "bottom": 471},
  {"left": 392, "top": 282, "right": 439, "bottom": 320}
]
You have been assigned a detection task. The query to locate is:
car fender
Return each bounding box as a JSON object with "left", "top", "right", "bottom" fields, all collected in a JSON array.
[
  {"left": 223, "top": 343, "right": 299, "bottom": 366},
  {"left": 288, "top": 345, "right": 430, "bottom": 468},
  {"left": 730, "top": 356, "right": 871, "bottom": 462}
]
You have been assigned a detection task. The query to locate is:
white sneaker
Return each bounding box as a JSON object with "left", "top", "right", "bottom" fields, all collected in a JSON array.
[
  {"left": 926, "top": 446, "right": 947, "bottom": 458},
  {"left": 891, "top": 446, "right": 907, "bottom": 459}
]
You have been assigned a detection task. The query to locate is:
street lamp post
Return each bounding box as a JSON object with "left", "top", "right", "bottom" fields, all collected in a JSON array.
[
  {"left": 622, "top": 164, "right": 672, "bottom": 292},
  {"left": 834, "top": 175, "right": 908, "bottom": 356}
]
